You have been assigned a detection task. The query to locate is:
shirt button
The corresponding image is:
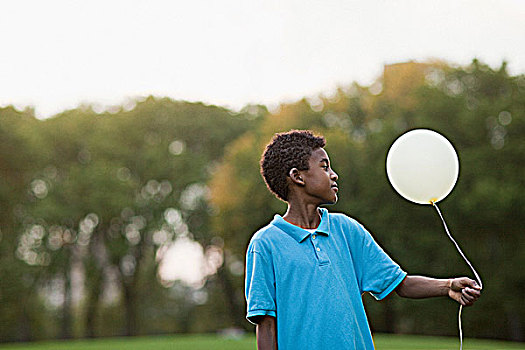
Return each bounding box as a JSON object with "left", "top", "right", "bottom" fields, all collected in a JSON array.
[
  {"left": 316, "top": 247, "right": 320, "bottom": 252},
  {"left": 312, "top": 235, "right": 316, "bottom": 239}
]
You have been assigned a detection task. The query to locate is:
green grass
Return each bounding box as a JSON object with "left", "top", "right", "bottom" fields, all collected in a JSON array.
[
  {"left": 374, "top": 334, "right": 525, "bottom": 349},
  {"left": 0, "top": 334, "right": 523, "bottom": 350}
]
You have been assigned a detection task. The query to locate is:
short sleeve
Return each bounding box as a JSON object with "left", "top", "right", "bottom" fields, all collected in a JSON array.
[
  {"left": 352, "top": 220, "right": 407, "bottom": 300},
  {"left": 245, "top": 242, "right": 276, "bottom": 324}
]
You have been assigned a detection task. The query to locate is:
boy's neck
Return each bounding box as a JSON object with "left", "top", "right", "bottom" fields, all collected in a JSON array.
[{"left": 283, "top": 203, "right": 321, "bottom": 229}]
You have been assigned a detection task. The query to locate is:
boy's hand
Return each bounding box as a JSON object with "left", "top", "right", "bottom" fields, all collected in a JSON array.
[{"left": 448, "top": 277, "right": 481, "bottom": 306}]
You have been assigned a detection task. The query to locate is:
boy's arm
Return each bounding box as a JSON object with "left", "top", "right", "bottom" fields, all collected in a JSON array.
[
  {"left": 395, "top": 275, "right": 481, "bottom": 306},
  {"left": 256, "top": 316, "right": 277, "bottom": 350}
]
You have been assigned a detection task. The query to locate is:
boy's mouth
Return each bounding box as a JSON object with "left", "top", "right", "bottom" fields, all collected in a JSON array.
[{"left": 331, "top": 183, "right": 339, "bottom": 192}]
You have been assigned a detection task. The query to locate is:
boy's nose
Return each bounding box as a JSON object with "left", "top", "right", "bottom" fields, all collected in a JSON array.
[{"left": 331, "top": 170, "right": 338, "bottom": 180}]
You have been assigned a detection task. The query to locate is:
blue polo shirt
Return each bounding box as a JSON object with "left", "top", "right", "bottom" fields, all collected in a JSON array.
[{"left": 245, "top": 208, "right": 406, "bottom": 349}]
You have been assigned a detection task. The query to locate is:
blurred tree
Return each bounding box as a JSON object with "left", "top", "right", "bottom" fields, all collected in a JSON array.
[
  {"left": 9, "top": 98, "right": 260, "bottom": 339},
  {"left": 0, "top": 107, "right": 49, "bottom": 341},
  {"left": 209, "top": 60, "right": 525, "bottom": 341},
  {"left": 1, "top": 60, "right": 523, "bottom": 342}
]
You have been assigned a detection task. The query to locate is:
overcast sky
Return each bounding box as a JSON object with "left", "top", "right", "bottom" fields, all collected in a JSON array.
[{"left": 1, "top": 0, "right": 524, "bottom": 119}]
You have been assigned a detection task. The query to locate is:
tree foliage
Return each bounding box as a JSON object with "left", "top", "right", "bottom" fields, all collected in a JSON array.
[
  {"left": 0, "top": 98, "right": 259, "bottom": 341},
  {"left": 210, "top": 60, "right": 525, "bottom": 341},
  {"left": 0, "top": 60, "right": 523, "bottom": 342}
]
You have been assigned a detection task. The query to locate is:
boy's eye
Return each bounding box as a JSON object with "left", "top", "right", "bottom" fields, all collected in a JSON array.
[{"left": 322, "top": 165, "right": 329, "bottom": 170}]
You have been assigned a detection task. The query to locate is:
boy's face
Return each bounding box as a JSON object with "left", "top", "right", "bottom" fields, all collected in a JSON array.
[{"left": 300, "top": 148, "right": 339, "bottom": 205}]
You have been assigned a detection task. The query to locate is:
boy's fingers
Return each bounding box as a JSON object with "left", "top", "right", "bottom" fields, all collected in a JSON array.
[
  {"left": 461, "top": 294, "right": 474, "bottom": 306},
  {"left": 464, "top": 287, "right": 481, "bottom": 297},
  {"left": 461, "top": 288, "right": 481, "bottom": 306},
  {"left": 451, "top": 278, "right": 482, "bottom": 306},
  {"left": 471, "top": 281, "right": 482, "bottom": 290},
  {"left": 462, "top": 290, "right": 476, "bottom": 302},
  {"left": 465, "top": 278, "right": 480, "bottom": 288},
  {"left": 457, "top": 278, "right": 481, "bottom": 291}
]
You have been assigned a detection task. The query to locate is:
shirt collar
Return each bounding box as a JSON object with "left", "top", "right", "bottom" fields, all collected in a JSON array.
[{"left": 271, "top": 207, "right": 330, "bottom": 243}]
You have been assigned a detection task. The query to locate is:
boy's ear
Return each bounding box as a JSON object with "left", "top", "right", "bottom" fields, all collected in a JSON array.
[{"left": 289, "top": 168, "right": 305, "bottom": 186}]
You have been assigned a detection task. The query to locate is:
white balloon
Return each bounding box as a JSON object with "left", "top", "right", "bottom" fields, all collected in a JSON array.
[{"left": 386, "top": 129, "right": 459, "bottom": 205}]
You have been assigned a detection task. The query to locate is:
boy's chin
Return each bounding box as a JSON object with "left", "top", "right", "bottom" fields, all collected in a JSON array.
[{"left": 324, "top": 196, "right": 338, "bottom": 205}]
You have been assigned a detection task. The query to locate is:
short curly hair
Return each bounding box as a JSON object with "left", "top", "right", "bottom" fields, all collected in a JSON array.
[{"left": 260, "top": 130, "right": 326, "bottom": 201}]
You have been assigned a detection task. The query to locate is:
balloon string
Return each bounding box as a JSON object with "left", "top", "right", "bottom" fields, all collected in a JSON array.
[
  {"left": 459, "top": 305, "right": 463, "bottom": 350},
  {"left": 431, "top": 202, "right": 483, "bottom": 288},
  {"left": 431, "top": 201, "right": 483, "bottom": 350}
]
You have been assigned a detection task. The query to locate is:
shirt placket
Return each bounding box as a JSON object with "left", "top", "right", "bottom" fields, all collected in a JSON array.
[{"left": 310, "top": 233, "right": 330, "bottom": 265}]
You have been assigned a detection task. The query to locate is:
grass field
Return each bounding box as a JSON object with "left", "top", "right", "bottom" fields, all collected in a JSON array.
[{"left": 0, "top": 334, "right": 523, "bottom": 350}]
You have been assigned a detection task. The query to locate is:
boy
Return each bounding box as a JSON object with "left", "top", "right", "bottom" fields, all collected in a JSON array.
[{"left": 245, "top": 130, "right": 481, "bottom": 349}]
